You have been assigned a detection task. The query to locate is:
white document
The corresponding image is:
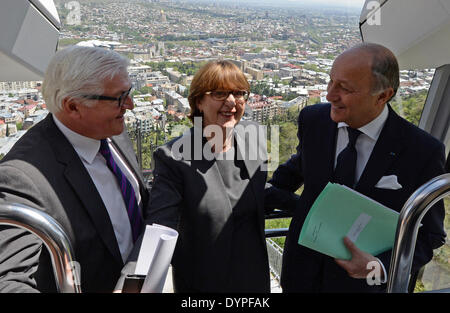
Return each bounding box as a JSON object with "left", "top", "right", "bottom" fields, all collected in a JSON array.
[{"left": 134, "top": 224, "right": 178, "bottom": 293}]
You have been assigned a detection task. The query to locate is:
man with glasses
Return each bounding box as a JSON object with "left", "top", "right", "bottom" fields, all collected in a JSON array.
[
  {"left": 82, "top": 86, "right": 133, "bottom": 107},
  {"left": 0, "top": 46, "right": 149, "bottom": 292}
]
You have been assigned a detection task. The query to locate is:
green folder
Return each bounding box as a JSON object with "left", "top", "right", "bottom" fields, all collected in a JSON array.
[{"left": 298, "top": 182, "right": 399, "bottom": 260}]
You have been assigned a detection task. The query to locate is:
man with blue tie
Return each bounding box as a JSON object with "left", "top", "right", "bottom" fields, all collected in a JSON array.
[
  {"left": 268, "top": 43, "right": 446, "bottom": 292},
  {"left": 0, "top": 46, "right": 148, "bottom": 292}
]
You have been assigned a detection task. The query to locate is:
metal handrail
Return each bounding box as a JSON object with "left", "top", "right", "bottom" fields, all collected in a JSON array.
[
  {"left": 264, "top": 209, "right": 291, "bottom": 238},
  {"left": 265, "top": 209, "right": 292, "bottom": 220},
  {"left": 387, "top": 173, "right": 450, "bottom": 293},
  {"left": 265, "top": 228, "right": 289, "bottom": 238},
  {"left": 0, "top": 203, "right": 81, "bottom": 293}
]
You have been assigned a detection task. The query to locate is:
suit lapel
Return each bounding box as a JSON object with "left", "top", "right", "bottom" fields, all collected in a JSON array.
[
  {"left": 110, "top": 132, "right": 148, "bottom": 206},
  {"left": 234, "top": 124, "right": 264, "bottom": 179},
  {"left": 111, "top": 132, "right": 142, "bottom": 180},
  {"left": 63, "top": 162, "right": 123, "bottom": 264},
  {"left": 356, "top": 106, "right": 405, "bottom": 193},
  {"left": 233, "top": 124, "right": 267, "bottom": 244},
  {"left": 46, "top": 115, "right": 123, "bottom": 265},
  {"left": 323, "top": 116, "right": 339, "bottom": 182},
  {"left": 312, "top": 106, "right": 338, "bottom": 186}
]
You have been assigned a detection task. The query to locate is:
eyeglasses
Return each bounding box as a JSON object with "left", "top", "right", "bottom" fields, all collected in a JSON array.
[
  {"left": 205, "top": 90, "right": 249, "bottom": 101},
  {"left": 81, "top": 86, "right": 133, "bottom": 107}
]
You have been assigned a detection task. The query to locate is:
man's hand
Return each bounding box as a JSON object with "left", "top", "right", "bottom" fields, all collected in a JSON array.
[{"left": 335, "top": 237, "right": 384, "bottom": 280}]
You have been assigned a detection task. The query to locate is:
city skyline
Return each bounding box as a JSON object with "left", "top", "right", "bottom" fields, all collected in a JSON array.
[
  {"left": 180, "top": 0, "right": 366, "bottom": 9},
  {"left": 1, "top": 0, "right": 430, "bottom": 155},
  {"left": 285, "top": 0, "right": 365, "bottom": 7}
]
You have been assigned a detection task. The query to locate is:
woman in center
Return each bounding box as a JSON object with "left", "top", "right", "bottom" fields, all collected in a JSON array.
[{"left": 147, "top": 60, "right": 270, "bottom": 292}]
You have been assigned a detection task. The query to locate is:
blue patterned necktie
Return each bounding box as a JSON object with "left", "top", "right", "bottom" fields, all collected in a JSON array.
[
  {"left": 333, "top": 127, "right": 362, "bottom": 188},
  {"left": 99, "top": 139, "right": 143, "bottom": 243}
]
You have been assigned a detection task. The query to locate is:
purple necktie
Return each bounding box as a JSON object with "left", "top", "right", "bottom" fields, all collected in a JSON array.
[{"left": 99, "top": 139, "right": 143, "bottom": 243}]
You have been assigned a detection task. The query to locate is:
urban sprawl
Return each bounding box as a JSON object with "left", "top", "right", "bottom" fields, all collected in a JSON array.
[{"left": 0, "top": 0, "right": 434, "bottom": 156}]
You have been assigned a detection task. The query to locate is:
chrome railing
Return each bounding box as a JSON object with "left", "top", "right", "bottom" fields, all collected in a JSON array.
[
  {"left": 264, "top": 209, "right": 291, "bottom": 282},
  {"left": 264, "top": 209, "right": 290, "bottom": 238},
  {"left": 0, "top": 203, "right": 81, "bottom": 293},
  {"left": 387, "top": 173, "right": 450, "bottom": 293},
  {"left": 265, "top": 228, "right": 289, "bottom": 238},
  {"left": 266, "top": 238, "right": 283, "bottom": 283}
]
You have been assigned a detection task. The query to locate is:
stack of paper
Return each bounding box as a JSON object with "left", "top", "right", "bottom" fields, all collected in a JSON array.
[
  {"left": 298, "top": 183, "right": 399, "bottom": 260},
  {"left": 134, "top": 224, "right": 179, "bottom": 293}
]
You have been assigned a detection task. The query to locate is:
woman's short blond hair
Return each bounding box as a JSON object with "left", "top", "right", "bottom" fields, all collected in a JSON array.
[{"left": 187, "top": 60, "right": 250, "bottom": 122}]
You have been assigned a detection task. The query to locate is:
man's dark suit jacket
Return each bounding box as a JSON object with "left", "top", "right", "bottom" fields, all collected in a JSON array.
[
  {"left": 144, "top": 121, "right": 270, "bottom": 292},
  {"left": 268, "top": 103, "right": 446, "bottom": 293},
  {"left": 0, "top": 114, "right": 148, "bottom": 292}
]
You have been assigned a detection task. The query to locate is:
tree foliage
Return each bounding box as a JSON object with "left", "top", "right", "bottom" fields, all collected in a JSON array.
[
  {"left": 145, "top": 61, "right": 207, "bottom": 76},
  {"left": 250, "top": 81, "right": 277, "bottom": 97},
  {"left": 390, "top": 90, "right": 427, "bottom": 126}
]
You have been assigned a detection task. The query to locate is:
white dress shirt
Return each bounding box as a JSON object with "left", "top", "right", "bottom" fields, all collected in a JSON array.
[
  {"left": 334, "top": 104, "right": 389, "bottom": 282},
  {"left": 334, "top": 104, "right": 389, "bottom": 183},
  {"left": 53, "top": 115, "right": 141, "bottom": 262}
]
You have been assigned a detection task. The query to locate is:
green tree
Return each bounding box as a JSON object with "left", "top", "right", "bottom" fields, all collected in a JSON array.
[
  {"left": 278, "top": 122, "right": 298, "bottom": 165},
  {"left": 139, "top": 86, "right": 154, "bottom": 95},
  {"left": 390, "top": 90, "right": 427, "bottom": 126}
]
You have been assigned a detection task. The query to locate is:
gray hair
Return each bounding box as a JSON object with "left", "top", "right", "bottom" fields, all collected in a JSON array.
[
  {"left": 42, "top": 46, "right": 129, "bottom": 114},
  {"left": 350, "top": 43, "right": 400, "bottom": 99}
]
